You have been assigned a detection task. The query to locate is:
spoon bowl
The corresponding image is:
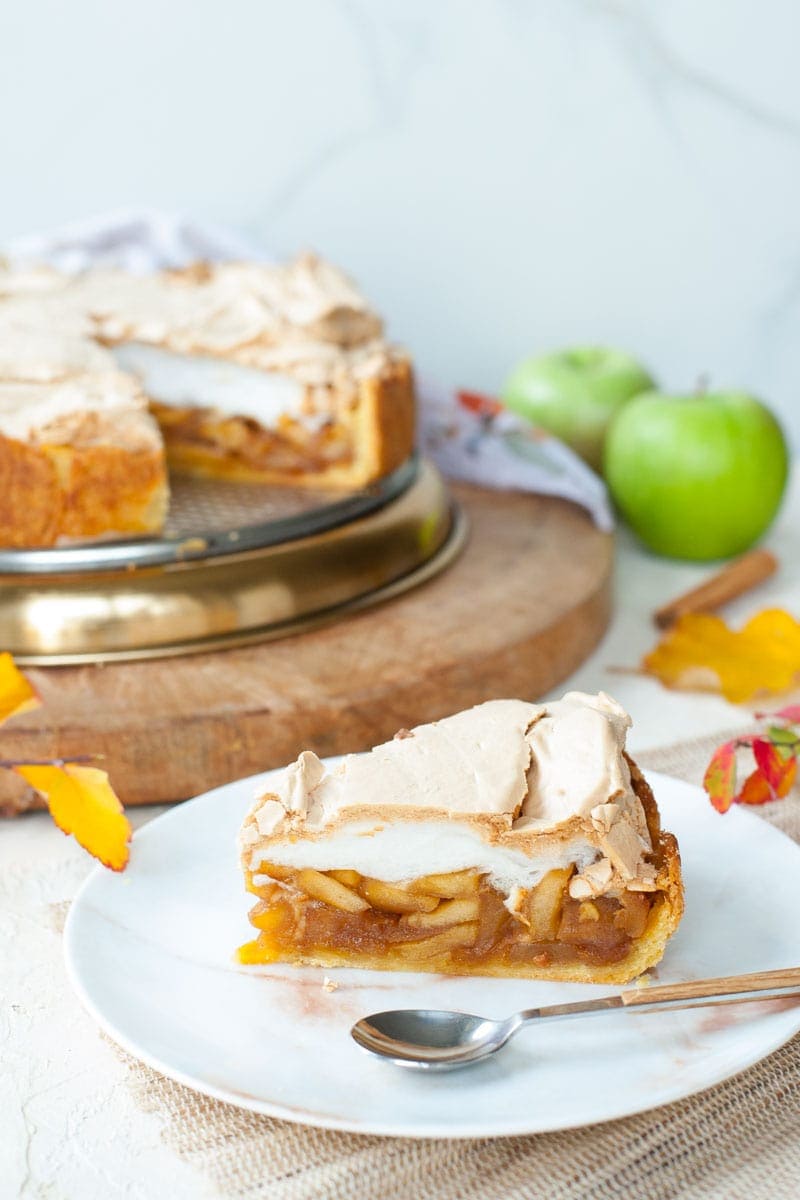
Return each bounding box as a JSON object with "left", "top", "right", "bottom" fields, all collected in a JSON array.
[{"left": 351, "top": 1008, "right": 518, "bottom": 1070}]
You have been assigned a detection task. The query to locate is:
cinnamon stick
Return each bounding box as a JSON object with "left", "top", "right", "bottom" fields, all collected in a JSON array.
[{"left": 653, "top": 548, "right": 778, "bottom": 629}]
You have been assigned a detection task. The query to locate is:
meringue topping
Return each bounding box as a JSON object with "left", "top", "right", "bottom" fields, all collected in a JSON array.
[
  {"left": 240, "top": 692, "right": 657, "bottom": 899},
  {"left": 0, "top": 252, "right": 405, "bottom": 450},
  {"left": 0, "top": 253, "right": 400, "bottom": 389},
  {"left": 0, "top": 327, "right": 161, "bottom": 450},
  {"left": 0, "top": 327, "right": 116, "bottom": 383},
  {"left": 0, "top": 375, "right": 161, "bottom": 451}
]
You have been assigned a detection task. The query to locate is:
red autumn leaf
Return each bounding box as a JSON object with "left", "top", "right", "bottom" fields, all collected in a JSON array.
[
  {"left": 736, "top": 768, "right": 773, "bottom": 806},
  {"left": 753, "top": 737, "right": 795, "bottom": 794},
  {"left": 456, "top": 390, "right": 504, "bottom": 419},
  {"left": 703, "top": 741, "right": 737, "bottom": 813}
]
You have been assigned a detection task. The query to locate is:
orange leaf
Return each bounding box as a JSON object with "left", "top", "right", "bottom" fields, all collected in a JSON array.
[
  {"left": 16, "top": 764, "right": 130, "bottom": 870},
  {"left": 775, "top": 756, "right": 797, "bottom": 798},
  {"left": 642, "top": 609, "right": 800, "bottom": 704},
  {"left": 736, "top": 768, "right": 773, "bottom": 806},
  {"left": 0, "top": 652, "right": 40, "bottom": 723},
  {"left": 703, "top": 741, "right": 737, "bottom": 813}
]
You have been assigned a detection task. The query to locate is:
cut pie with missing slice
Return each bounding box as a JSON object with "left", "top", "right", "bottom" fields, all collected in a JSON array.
[
  {"left": 0, "top": 253, "right": 415, "bottom": 541},
  {"left": 95, "top": 256, "right": 415, "bottom": 491},
  {"left": 238, "top": 692, "right": 684, "bottom": 985}
]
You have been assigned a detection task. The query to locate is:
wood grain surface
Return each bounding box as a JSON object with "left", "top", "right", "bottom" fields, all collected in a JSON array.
[{"left": 0, "top": 485, "right": 613, "bottom": 813}]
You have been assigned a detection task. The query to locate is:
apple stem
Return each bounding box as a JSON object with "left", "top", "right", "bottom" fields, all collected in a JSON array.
[{"left": 695, "top": 373, "right": 710, "bottom": 396}]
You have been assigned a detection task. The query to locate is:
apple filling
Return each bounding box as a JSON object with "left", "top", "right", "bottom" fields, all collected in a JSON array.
[
  {"left": 238, "top": 863, "right": 656, "bottom": 974},
  {"left": 151, "top": 400, "right": 354, "bottom": 478}
]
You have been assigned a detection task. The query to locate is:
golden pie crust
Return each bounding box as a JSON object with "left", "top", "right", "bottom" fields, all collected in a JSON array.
[{"left": 0, "top": 434, "right": 168, "bottom": 549}]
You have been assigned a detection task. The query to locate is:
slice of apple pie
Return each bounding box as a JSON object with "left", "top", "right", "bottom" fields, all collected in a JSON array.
[
  {"left": 0, "top": 328, "right": 168, "bottom": 548},
  {"left": 238, "top": 692, "right": 683, "bottom": 984}
]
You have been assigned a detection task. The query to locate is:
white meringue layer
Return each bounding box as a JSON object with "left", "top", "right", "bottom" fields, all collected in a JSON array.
[
  {"left": 249, "top": 819, "right": 599, "bottom": 897},
  {"left": 111, "top": 342, "right": 319, "bottom": 430}
]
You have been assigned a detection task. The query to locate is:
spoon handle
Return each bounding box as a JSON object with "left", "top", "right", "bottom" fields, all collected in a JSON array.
[
  {"left": 517, "top": 967, "right": 800, "bottom": 1028},
  {"left": 620, "top": 966, "right": 800, "bottom": 1010}
]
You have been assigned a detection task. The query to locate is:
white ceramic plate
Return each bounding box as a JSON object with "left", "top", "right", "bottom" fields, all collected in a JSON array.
[{"left": 64, "top": 769, "right": 800, "bottom": 1139}]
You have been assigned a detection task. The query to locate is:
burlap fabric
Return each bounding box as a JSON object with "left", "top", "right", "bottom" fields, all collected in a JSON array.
[{"left": 121, "top": 731, "right": 800, "bottom": 1200}]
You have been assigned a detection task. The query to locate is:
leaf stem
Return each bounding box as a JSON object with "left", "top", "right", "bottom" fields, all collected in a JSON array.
[{"left": 0, "top": 753, "right": 100, "bottom": 768}]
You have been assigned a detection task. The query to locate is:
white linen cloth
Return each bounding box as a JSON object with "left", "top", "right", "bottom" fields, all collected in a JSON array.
[{"left": 6, "top": 210, "right": 613, "bottom": 530}]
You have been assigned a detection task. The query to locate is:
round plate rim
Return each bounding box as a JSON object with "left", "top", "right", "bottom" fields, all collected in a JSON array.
[{"left": 63, "top": 768, "right": 800, "bottom": 1139}]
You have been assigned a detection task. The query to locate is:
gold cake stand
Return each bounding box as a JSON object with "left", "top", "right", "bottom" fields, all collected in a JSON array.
[{"left": 0, "top": 457, "right": 466, "bottom": 664}]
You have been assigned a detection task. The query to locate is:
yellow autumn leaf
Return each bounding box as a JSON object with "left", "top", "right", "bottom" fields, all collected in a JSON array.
[
  {"left": 0, "top": 651, "right": 40, "bottom": 723},
  {"left": 16, "top": 764, "right": 131, "bottom": 870},
  {"left": 643, "top": 608, "right": 800, "bottom": 704}
]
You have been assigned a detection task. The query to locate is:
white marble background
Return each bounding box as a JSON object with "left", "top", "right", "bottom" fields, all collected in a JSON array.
[{"left": 1, "top": 0, "right": 798, "bottom": 440}]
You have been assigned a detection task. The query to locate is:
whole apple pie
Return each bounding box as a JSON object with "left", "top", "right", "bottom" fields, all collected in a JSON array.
[{"left": 238, "top": 692, "right": 684, "bottom": 984}]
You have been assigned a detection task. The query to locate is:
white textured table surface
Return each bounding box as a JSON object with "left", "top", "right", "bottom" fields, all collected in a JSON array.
[{"left": 2, "top": 470, "right": 798, "bottom": 1200}]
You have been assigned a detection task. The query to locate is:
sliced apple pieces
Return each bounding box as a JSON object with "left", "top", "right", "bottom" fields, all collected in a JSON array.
[
  {"left": 296, "top": 868, "right": 369, "bottom": 913},
  {"left": 396, "top": 922, "right": 479, "bottom": 958},
  {"left": 525, "top": 867, "right": 573, "bottom": 942},
  {"left": 407, "top": 869, "right": 480, "bottom": 898},
  {"left": 329, "top": 869, "right": 361, "bottom": 888},
  {"left": 402, "top": 896, "right": 479, "bottom": 929},
  {"left": 359, "top": 877, "right": 439, "bottom": 914}
]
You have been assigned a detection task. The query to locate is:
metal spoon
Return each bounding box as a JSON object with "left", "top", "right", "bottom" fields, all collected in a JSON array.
[{"left": 351, "top": 967, "right": 800, "bottom": 1070}]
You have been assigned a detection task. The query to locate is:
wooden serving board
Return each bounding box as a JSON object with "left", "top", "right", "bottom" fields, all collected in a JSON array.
[{"left": 0, "top": 485, "right": 612, "bottom": 813}]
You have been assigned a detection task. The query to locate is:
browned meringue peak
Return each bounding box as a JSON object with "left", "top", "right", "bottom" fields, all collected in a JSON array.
[
  {"left": 0, "top": 288, "right": 93, "bottom": 340},
  {"left": 0, "top": 327, "right": 115, "bottom": 383},
  {"left": 67, "top": 268, "right": 268, "bottom": 353},
  {"left": 278, "top": 693, "right": 640, "bottom": 830},
  {"left": 0, "top": 372, "right": 161, "bottom": 451},
  {"left": 62, "top": 254, "right": 383, "bottom": 352},
  {"left": 518, "top": 692, "right": 635, "bottom": 826},
  {"left": 0, "top": 324, "right": 160, "bottom": 451},
  {"left": 0, "top": 254, "right": 400, "bottom": 390},
  {"left": 244, "top": 693, "right": 657, "bottom": 893},
  {"left": 0, "top": 261, "right": 68, "bottom": 295},
  {"left": 214, "top": 254, "right": 384, "bottom": 347},
  {"left": 235, "top": 337, "right": 405, "bottom": 388},
  {"left": 307, "top": 699, "right": 539, "bottom": 826}
]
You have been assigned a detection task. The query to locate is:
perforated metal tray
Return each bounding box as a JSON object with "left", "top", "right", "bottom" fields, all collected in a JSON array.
[
  {"left": 0, "top": 457, "right": 419, "bottom": 575},
  {"left": 0, "top": 458, "right": 466, "bottom": 663}
]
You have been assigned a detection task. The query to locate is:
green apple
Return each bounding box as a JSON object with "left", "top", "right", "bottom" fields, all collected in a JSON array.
[
  {"left": 604, "top": 390, "right": 789, "bottom": 561},
  {"left": 502, "top": 347, "right": 655, "bottom": 471}
]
